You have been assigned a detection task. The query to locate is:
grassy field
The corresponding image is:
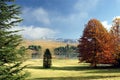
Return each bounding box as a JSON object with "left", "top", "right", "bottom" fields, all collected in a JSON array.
[{"left": 24, "top": 59, "right": 120, "bottom": 80}]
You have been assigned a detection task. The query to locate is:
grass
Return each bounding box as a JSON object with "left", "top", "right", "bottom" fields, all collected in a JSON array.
[{"left": 24, "top": 59, "right": 120, "bottom": 80}]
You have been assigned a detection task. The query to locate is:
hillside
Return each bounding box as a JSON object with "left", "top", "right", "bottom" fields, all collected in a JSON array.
[{"left": 20, "top": 40, "right": 78, "bottom": 58}]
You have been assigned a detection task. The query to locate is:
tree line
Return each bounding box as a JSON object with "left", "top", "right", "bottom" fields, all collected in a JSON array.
[
  {"left": 26, "top": 44, "right": 78, "bottom": 59},
  {"left": 28, "top": 45, "right": 42, "bottom": 59},
  {"left": 54, "top": 44, "right": 78, "bottom": 59}
]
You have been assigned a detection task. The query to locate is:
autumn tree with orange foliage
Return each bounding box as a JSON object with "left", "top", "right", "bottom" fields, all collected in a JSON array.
[
  {"left": 78, "top": 19, "right": 116, "bottom": 67},
  {"left": 110, "top": 17, "right": 120, "bottom": 66}
]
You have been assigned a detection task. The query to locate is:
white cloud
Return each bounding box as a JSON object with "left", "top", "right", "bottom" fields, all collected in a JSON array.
[
  {"left": 19, "top": 0, "right": 100, "bottom": 39},
  {"left": 54, "top": 0, "right": 99, "bottom": 24},
  {"left": 53, "top": 12, "right": 88, "bottom": 25},
  {"left": 21, "top": 0, "right": 99, "bottom": 28},
  {"left": 32, "top": 8, "right": 50, "bottom": 25},
  {"left": 113, "top": 16, "right": 120, "bottom": 21},
  {"left": 10, "top": 26, "right": 57, "bottom": 40},
  {"left": 102, "top": 21, "right": 112, "bottom": 31},
  {"left": 22, "top": 7, "right": 50, "bottom": 25}
]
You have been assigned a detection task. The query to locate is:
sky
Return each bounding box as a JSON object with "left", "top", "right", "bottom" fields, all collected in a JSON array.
[{"left": 12, "top": 0, "right": 120, "bottom": 40}]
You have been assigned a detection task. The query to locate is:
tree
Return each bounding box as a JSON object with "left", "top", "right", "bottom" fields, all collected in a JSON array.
[
  {"left": 0, "top": 0, "right": 27, "bottom": 80},
  {"left": 28, "top": 45, "right": 41, "bottom": 51},
  {"left": 43, "top": 49, "right": 52, "bottom": 68},
  {"left": 110, "top": 17, "right": 120, "bottom": 66},
  {"left": 78, "top": 19, "right": 116, "bottom": 67},
  {"left": 28, "top": 45, "right": 42, "bottom": 59},
  {"left": 54, "top": 46, "right": 65, "bottom": 55},
  {"left": 54, "top": 45, "right": 78, "bottom": 59}
]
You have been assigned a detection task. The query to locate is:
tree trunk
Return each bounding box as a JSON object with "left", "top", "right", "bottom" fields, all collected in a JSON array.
[{"left": 91, "top": 62, "right": 97, "bottom": 68}]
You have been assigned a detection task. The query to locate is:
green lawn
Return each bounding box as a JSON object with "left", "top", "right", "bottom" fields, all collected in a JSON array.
[{"left": 24, "top": 59, "right": 120, "bottom": 80}]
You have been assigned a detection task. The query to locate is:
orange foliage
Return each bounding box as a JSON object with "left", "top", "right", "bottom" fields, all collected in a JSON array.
[
  {"left": 110, "top": 17, "right": 120, "bottom": 64},
  {"left": 78, "top": 19, "right": 116, "bottom": 67}
]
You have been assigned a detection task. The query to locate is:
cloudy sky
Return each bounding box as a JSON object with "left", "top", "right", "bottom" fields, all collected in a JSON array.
[{"left": 14, "top": 0, "right": 120, "bottom": 40}]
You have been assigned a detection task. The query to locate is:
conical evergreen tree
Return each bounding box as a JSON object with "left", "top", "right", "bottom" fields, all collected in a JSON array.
[
  {"left": 43, "top": 49, "right": 52, "bottom": 68},
  {"left": 78, "top": 19, "right": 116, "bottom": 67},
  {"left": 0, "top": 0, "right": 27, "bottom": 80}
]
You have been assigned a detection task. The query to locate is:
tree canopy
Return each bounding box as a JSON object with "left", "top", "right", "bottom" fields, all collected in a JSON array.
[{"left": 0, "top": 0, "right": 27, "bottom": 79}]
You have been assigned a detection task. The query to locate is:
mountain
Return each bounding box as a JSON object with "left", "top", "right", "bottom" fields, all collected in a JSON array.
[
  {"left": 34, "top": 37, "right": 79, "bottom": 43},
  {"left": 55, "top": 38, "right": 78, "bottom": 43}
]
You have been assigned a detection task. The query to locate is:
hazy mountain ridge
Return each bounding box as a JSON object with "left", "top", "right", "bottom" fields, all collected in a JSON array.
[{"left": 33, "top": 37, "right": 78, "bottom": 43}]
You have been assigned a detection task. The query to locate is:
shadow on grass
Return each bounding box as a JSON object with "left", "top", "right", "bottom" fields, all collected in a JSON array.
[
  {"left": 87, "top": 68, "right": 120, "bottom": 73},
  {"left": 51, "top": 66, "right": 92, "bottom": 71},
  {"left": 27, "top": 66, "right": 92, "bottom": 71},
  {"left": 27, "top": 65, "right": 120, "bottom": 73},
  {"left": 27, "top": 75, "right": 120, "bottom": 80},
  {"left": 26, "top": 66, "right": 120, "bottom": 80}
]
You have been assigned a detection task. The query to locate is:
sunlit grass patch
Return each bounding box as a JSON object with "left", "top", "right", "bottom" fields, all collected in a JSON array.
[{"left": 24, "top": 59, "right": 120, "bottom": 80}]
